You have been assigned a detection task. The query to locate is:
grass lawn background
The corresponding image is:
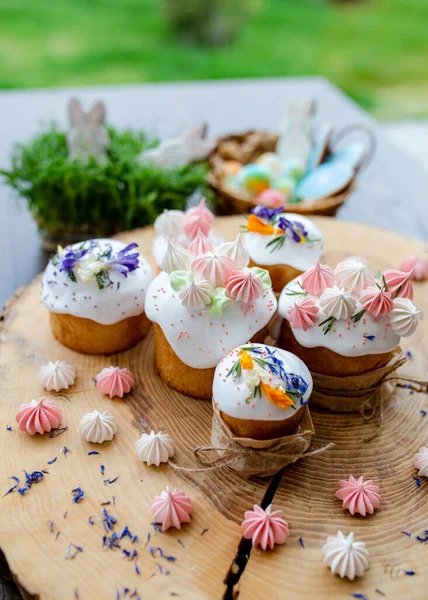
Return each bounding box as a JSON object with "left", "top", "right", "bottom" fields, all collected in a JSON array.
[{"left": 1, "top": 0, "right": 428, "bottom": 119}]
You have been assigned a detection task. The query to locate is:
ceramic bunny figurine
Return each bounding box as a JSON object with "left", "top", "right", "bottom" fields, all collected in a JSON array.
[
  {"left": 66, "top": 98, "right": 110, "bottom": 164},
  {"left": 276, "top": 98, "right": 315, "bottom": 166},
  {"left": 139, "top": 123, "right": 215, "bottom": 169}
]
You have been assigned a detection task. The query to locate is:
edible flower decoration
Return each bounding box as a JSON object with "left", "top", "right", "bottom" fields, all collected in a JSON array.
[
  {"left": 53, "top": 241, "right": 140, "bottom": 289},
  {"left": 226, "top": 346, "right": 309, "bottom": 409},
  {"left": 247, "top": 207, "right": 319, "bottom": 253}
]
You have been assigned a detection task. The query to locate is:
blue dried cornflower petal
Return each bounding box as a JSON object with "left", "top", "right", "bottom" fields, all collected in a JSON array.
[
  {"left": 3, "top": 476, "right": 20, "bottom": 497},
  {"left": 47, "top": 456, "right": 58, "bottom": 465},
  {"left": 134, "top": 561, "right": 140, "bottom": 575},
  {"left": 72, "top": 487, "right": 85, "bottom": 503},
  {"left": 100, "top": 465, "right": 105, "bottom": 475},
  {"left": 88, "top": 451, "right": 100, "bottom": 456},
  {"left": 6, "top": 426, "right": 12, "bottom": 431},
  {"left": 298, "top": 536, "right": 305, "bottom": 548},
  {"left": 405, "top": 570, "right": 416, "bottom": 575}
]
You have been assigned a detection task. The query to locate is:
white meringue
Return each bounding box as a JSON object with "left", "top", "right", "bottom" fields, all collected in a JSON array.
[
  {"left": 79, "top": 410, "right": 117, "bottom": 444},
  {"left": 38, "top": 360, "right": 76, "bottom": 392},
  {"left": 414, "top": 446, "right": 428, "bottom": 477},
  {"left": 162, "top": 238, "right": 191, "bottom": 274},
  {"left": 322, "top": 531, "right": 370, "bottom": 580},
  {"left": 319, "top": 286, "right": 356, "bottom": 320},
  {"left": 179, "top": 279, "right": 213, "bottom": 310},
  {"left": 389, "top": 298, "right": 421, "bottom": 337},
  {"left": 135, "top": 430, "right": 175, "bottom": 466},
  {"left": 217, "top": 234, "right": 250, "bottom": 270},
  {"left": 334, "top": 258, "right": 375, "bottom": 293},
  {"left": 154, "top": 209, "right": 185, "bottom": 238}
]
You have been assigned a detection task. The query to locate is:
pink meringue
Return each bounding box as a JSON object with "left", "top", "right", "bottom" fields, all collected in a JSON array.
[
  {"left": 96, "top": 366, "right": 135, "bottom": 398},
  {"left": 191, "top": 252, "right": 235, "bottom": 287},
  {"left": 400, "top": 256, "right": 428, "bottom": 281},
  {"left": 225, "top": 269, "right": 264, "bottom": 303},
  {"left": 360, "top": 286, "right": 393, "bottom": 317},
  {"left": 16, "top": 397, "right": 62, "bottom": 435},
  {"left": 301, "top": 262, "right": 335, "bottom": 295},
  {"left": 151, "top": 486, "right": 194, "bottom": 531},
  {"left": 182, "top": 198, "right": 214, "bottom": 239},
  {"left": 188, "top": 228, "right": 214, "bottom": 257},
  {"left": 241, "top": 504, "right": 289, "bottom": 550},
  {"left": 383, "top": 269, "right": 414, "bottom": 300},
  {"left": 287, "top": 297, "right": 319, "bottom": 331},
  {"left": 335, "top": 475, "right": 381, "bottom": 516}
]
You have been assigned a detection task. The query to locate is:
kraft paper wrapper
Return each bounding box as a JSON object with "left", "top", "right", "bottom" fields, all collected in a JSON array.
[
  {"left": 310, "top": 351, "right": 405, "bottom": 414},
  {"left": 209, "top": 403, "right": 314, "bottom": 478}
]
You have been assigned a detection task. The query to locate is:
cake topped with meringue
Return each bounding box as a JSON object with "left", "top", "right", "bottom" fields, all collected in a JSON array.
[
  {"left": 152, "top": 197, "right": 222, "bottom": 269},
  {"left": 145, "top": 239, "right": 277, "bottom": 369},
  {"left": 278, "top": 258, "right": 421, "bottom": 357}
]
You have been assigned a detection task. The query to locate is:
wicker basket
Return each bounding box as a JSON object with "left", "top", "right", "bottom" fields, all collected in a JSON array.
[{"left": 208, "top": 129, "right": 373, "bottom": 217}]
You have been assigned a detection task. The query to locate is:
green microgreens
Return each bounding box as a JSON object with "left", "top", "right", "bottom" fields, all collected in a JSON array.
[
  {"left": 68, "top": 270, "right": 76, "bottom": 283},
  {"left": 226, "top": 359, "right": 241, "bottom": 379},
  {"left": 95, "top": 269, "right": 112, "bottom": 290},
  {"left": 318, "top": 316, "right": 336, "bottom": 335},
  {"left": 266, "top": 234, "right": 285, "bottom": 253},
  {"left": 351, "top": 309, "right": 365, "bottom": 323},
  {"left": 283, "top": 281, "right": 307, "bottom": 296}
]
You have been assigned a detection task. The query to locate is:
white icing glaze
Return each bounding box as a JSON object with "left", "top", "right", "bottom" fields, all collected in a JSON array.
[
  {"left": 213, "top": 344, "right": 312, "bottom": 421},
  {"left": 42, "top": 239, "right": 153, "bottom": 325},
  {"left": 38, "top": 360, "right": 76, "bottom": 391},
  {"left": 135, "top": 430, "right": 175, "bottom": 466},
  {"left": 278, "top": 275, "right": 401, "bottom": 357},
  {"left": 322, "top": 531, "right": 370, "bottom": 580},
  {"left": 79, "top": 409, "right": 117, "bottom": 443},
  {"left": 145, "top": 271, "right": 277, "bottom": 368},
  {"left": 244, "top": 213, "right": 323, "bottom": 269}
]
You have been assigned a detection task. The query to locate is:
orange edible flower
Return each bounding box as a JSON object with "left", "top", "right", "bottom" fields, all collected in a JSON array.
[
  {"left": 260, "top": 382, "right": 294, "bottom": 409},
  {"left": 240, "top": 350, "right": 254, "bottom": 370},
  {"left": 246, "top": 214, "right": 283, "bottom": 237}
]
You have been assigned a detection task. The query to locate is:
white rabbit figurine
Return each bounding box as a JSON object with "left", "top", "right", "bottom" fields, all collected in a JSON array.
[{"left": 66, "top": 98, "right": 110, "bottom": 164}]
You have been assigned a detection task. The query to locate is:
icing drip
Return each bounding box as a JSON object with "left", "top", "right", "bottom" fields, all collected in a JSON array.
[
  {"left": 389, "top": 298, "right": 421, "bottom": 337},
  {"left": 38, "top": 360, "right": 76, "bottom": 392},
  {"left": 414, "top": 447, "right": 428, "bottom": 477},
  {"left": 154, "top": 209, "right": 185, "bottom": 237},
  {"left": 79, "top": 410, "right": 117, "bottom": 443},
  {"left": 287, "top": 297, "right": 319, "bottom": 331},
  {"left": 301, "top": 261, "right": 334, "bottom": 295},
  {"left": 360, "top": 287, "right": 393, "bottom": 317},
  {"left": 191, "top": 253, "right": 235, "bottom": 287},
  {"left": 322, "top": 531, "right": 370, "bottom": 580},
  {"left": 188, "top": 228, "right": 214, "bottom": 257},
  {"left": 179, "top": 279, "right": 214, "bottom": 310},
  {"left": 151, "top": 486, "right": 194, "bottom": 531},
  {"left": 241, "top": 504, "right": 289, "bottom": 550},
  {"left": 383, "top": 269, "right": 414, "bottom": 300},
  {"left": 334, "top": 258, "right": 375, "bottom": 293},
  {"left": 335, "top": 475, "right": 381, "bottom": 516},
  {"left": 16, "top": 398, "right": 62, "bottom": 435},
  {"left": 225, "top": 270, "right": 264, "bottom": 303},
  {"left": 135, "top": 431, "right": 175, "bottom": 466},
  {"left": 96, "top": 366, "right": 135, "bottom": 398},
  {"left": 182, "top": 198, "right": 214, "bottom": 238},
  {"left": 319, "top": 286, "right": 356, "bottom": 320},
  {"left": 162, "top": 238, "right": 191, "bottom": 274},
  {"left": 217, "top": 234, "right": 250, "bottom": 270}
]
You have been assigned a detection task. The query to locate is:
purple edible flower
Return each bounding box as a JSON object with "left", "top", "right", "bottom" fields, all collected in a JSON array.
[
  {"left": 58, "top": 248, "right": 88, "bottom": 272},
  {"left": 277, "top": 216, "right": 308, "bottom": 243},
  {"left": 104, "top": 243, "right": 139, "bottom": 276},
  {"left": 251, "top": 206, "right": 284, "bottom": 221}
]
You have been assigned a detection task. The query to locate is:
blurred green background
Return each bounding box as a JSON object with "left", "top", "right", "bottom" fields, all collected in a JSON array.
[{"left": 1, "top": 0, "right": 428, "bottom": 119}]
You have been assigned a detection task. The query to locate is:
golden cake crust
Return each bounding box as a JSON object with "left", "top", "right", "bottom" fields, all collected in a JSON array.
[{"left": 220, "top": 405, "right": 305, "bottom": 440}]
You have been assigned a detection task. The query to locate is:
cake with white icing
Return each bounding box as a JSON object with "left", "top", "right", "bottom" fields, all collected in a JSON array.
[
  {"left": 42, "top": 239, "right": 154, "bottom": 354},
  {"left": 152, "top": 197, "right": 222, "bottom": 270},
  {"left": 278, "top": 258, "right": 421, "bottom": 376},
  {"left": 213, "top": 343, "right": 312, "bottom": 439},
  {"left": 244, "top": 206, "right": 323, "bottom": 292},
  {"left": 145, "top": 241, "right": 277, "bottom": 399}
]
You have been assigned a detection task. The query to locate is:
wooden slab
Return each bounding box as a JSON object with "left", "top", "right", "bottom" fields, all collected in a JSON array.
[{"left": 0, "top": 216, "right": 427, "bottom": 600}]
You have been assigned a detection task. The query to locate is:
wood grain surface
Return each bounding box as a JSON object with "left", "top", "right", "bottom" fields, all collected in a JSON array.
[{"left": 0, "top": 215, "right": 427, "bottom": 600}]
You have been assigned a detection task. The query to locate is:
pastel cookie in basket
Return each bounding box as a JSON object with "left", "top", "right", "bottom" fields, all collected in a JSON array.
[
  {"left": 213, "top": 343, "right": 312, "bottom": 440},
  {"left": 278, "top": 258, "right": 421, "bottom": 377},
  {"left": 244, "top": 206, "right": 324, "bottom": 292},
  {"left": 42, "top": 239, "right": 154, "bottom": 354},
  {"left": 144, "top": 241, "right": 277, "bottom": 399},
  {"left": 152, "top": 197, "right": 221, "bottom": 271}
]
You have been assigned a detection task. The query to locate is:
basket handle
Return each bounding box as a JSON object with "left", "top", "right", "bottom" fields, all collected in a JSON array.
[{"left": 330, "top": 124, "right": 376, "bottom": 173}]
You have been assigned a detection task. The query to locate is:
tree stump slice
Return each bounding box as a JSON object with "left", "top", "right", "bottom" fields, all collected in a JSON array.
[{"left": 0, "top": 216, "right": 427, "bottom": 600}]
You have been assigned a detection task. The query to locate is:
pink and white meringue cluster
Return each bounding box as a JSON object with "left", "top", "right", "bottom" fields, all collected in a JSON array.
[
  {"left": 286, "top": 258, "right": 421, "bottom": 338},
  {"left": 163, "top": 234, "right": 272, "bottom": 313}
]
